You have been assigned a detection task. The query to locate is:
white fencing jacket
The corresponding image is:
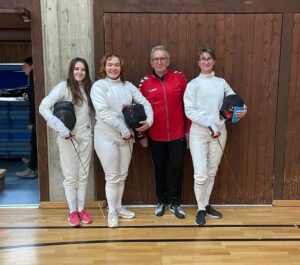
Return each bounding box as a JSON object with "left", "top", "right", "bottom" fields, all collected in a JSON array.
[
  {"left": 39, "top": 81, "right": 92, "bottom": 140},
  {"left": 184, "top": 71, "right": 235, "bottom": 130},
  {"left": 91, "top": 77, "right": 153, "bottom": 142}
]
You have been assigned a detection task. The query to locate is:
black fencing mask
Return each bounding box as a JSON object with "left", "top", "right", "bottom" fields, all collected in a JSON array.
[
  {"left": 122, "top": 103, "right": 147, "bottom": 129},
  {"left": 53, "top": 101, "right": 76, "bottom": 130},
  {"left": 220, "top": 94, "right": 244, "bottom": 120}
]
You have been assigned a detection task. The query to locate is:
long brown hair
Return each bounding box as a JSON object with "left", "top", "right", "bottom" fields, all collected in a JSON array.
[
  {"left": 67, "top": 57, "right": 94, "bottom": 111},
  {"left": 98, "top": 53, "right": 126, "bottom": 83}
]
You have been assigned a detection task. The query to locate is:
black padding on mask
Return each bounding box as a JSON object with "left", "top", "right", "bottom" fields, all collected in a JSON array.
[
  {"left": 123, "top": 103, "right": 147, "bottom": 129},
  {"left": 53, "top": 101, "right": 76, "bottom": 130}
]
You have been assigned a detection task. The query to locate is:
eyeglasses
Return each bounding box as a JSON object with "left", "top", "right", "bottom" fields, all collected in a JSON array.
[
  {"left": 199, "top": 57, "right": 213, "bottom": 62},
  {"left": 152, "top": 57, "right": 168, "bottom": 63}
]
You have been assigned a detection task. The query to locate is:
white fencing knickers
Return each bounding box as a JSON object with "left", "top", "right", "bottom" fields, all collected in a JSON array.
[
  {"left": 94, "top": 130, "right": 133, "bottom": 211},
  {"left": 189, "top": 123, "right": 227, "bottom": 211},
  {"left": 57, "top": 136, "right": 92, "bottom": 212}
]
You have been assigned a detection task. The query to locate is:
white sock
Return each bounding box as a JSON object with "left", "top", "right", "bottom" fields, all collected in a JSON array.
[
  {"left": 204, "top": 175, "right": 215, "bottom": 207},
  {"left": 194, "top": 182, "right": 206, "bottom": 211},
  {"left": 105, "top": 182, "right": 119, "bottom": 211},
  {"left": 77, "top": 187, "right": 86, "bottom": 212},
  {"left": 64, "top": 188, "right": 77, "bottom": 213},
  {"left": 116, "top": 181, "right": 125, "bottom": 209}
]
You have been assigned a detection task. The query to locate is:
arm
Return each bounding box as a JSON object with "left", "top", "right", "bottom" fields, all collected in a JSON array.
[
  {"left": 130, "top": 82, "right": 153, "bottom": 132},
  {"left": 90, "top": 81, "right": 131, "bottom": 138},
  {"left": 183, "top": 82, "right": 219, "bottom": 136},
  {"left": 39, "top": 82, "right": 71, "bottom": 138}
]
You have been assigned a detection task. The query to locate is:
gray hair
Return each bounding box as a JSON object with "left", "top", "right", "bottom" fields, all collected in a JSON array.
[{"left": 150, "top": 45, "right": 170, "bottom": 59}]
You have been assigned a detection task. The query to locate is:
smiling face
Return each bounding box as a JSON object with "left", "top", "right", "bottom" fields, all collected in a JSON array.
[
  {"left": 73, "top": 61, "right": 86, "bottom": 84},
  {"left": 105, "top": 56, "right": 121, "bottom": 80},
  {"left": 198, "top": 51, "right": 216, "bottom": 74},
  {"left": 150, "top": 49, "right": 170, "bottom": 77}
]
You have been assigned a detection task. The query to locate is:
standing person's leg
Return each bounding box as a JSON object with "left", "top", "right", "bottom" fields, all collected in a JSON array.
[
  {"left": 116, "top": 141, "right": 135, "bottom": 219},
  {"left": 28, "top": 125, "right": 38, "bottom": 171},
  {"left": 189, "top": 126, "right": 210, "bottom": 226},
  {"left": 168, "top": 138, "right": 186, "bottom": 219},
  {"left": 15, "top": 125, "right": 37, "bottom": 178},
  {"left": 148, "top": 138, "right": 169, "bottom": 216},
  {"left": 57, "top": 137, "right": 80, "bottom": 227},
  {"left": 77, "top": 136, "right": 93, "bottom": 224},
  {"left": 94, "top": 134, "right": 121, "bottom": 227},
  {"left": 205, "top": 125, "right": 227, "bottom": 219}
]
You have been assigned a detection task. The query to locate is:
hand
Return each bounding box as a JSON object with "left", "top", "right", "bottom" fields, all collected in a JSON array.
[
  {"left": 135, "top": 120, "right": 150, "bottom": 132},
  {"left": 28, "top": 124, "right": 33, "bottom": 130},
  {"left": 139, "top": 137, "right": 148, "bottom": 148},
  {"left": 185, "top": 133, "right": 189, "bottom": 147},
  {"left": 208, "top": 125, "right": 221, "bottom": 138},
  {"left": 65, "top": 133, "right": 75, "bottom": 140},
  {"left": 22, "top": 93, "right": 28, "bottom": 100},
  {"left": 235, "top": 108, "right": 247, "bottom": 119},
  {"left": 47, "top": 116, "right": 71, "bottom": 138},
  {"left": 123, "top": 135, "right": 133, "bottom": 141}
]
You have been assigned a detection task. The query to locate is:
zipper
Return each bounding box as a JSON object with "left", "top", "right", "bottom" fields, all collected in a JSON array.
[{"left": 161, "top": 80, "right": 170, "bottom": 141}]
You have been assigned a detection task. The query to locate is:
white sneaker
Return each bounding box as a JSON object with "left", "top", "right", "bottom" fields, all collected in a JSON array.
[
  {"left": 117, "top": 207, "right": 135, "bottom": 219},
  {"left": 108, "top": 209, "right": 119, "bottom": 228},
  {"left": 15, "top": 168, "right": 36, "bottom": 178}
]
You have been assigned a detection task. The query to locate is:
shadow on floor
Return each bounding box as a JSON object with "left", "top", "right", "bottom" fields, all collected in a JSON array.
[{"left": 0, "top": 158, "right": 39, "bottom": 205}]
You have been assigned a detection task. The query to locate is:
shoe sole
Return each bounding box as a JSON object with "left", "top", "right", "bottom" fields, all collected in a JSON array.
[
  {"left": 68, "top": 217, "right": 80, "bottom": 227},
  {"left": 195, "top": 221, "right": 206, "bottom": 226},
  {"left": 206, "top": 213, "right": 222, "bottom": 219},
  {"left": 80, "top": 219, "right": 93, "bottom": 224},
  {"left": 118, "top": 214, "right": 135, "bottom": 219},
  {"left": 108, "top": 223, "right": 119, "bottom": 228}
]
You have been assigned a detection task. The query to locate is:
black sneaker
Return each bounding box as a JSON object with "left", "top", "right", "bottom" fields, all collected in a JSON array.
[
  {"left": 205, "top": 205, "right": 222, "bottom": 219},
  {"left": 154, "top": 203, "right": 166, "bottom": 216},
  {"left": 169, "top": 204, "right": 186, "bottom": 219},
  {"left": 196, "top": 210, "right": 206, "bottom": 226}
]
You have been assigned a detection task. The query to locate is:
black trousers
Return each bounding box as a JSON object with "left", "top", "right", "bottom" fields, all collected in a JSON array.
[
  {"left": 149, "top": 137, "right": 185, "bottom": 205},
  {"left": 28, "top": 125, "right": 38, "bottom": 171}
]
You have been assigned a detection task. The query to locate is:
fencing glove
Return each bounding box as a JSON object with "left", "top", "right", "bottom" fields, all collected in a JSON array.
[{"left": 47, "top": 115, "right": 71, "bottom": 138}]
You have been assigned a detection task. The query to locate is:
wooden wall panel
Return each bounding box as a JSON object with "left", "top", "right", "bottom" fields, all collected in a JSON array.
[
  {"left": 0, "top": 42, "right": 31, "bottom": 63},
  {"left": 283, "top": 14, "right": 300, "bottom": 199},
  {"left": 102, "top": 13, "right": 282, "bottom": 204}
]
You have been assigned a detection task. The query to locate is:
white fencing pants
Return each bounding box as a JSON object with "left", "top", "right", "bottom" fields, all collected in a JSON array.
[
  {"left": 189, "top": 124, "right": 227, "bottom": 211},
  {"left": 94, "top": 133, "right": 133, "bottom": 211},
  {"left": 57, "top": 136, "right": 92, "bottom": 212}
]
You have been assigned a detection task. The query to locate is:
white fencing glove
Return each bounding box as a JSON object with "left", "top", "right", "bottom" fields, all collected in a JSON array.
[
  {"left": 47, "top": 116, "right": 71, "bottom": 138},
  {"left": 207, "top": 122, "right": 220, "bottom": 138}
]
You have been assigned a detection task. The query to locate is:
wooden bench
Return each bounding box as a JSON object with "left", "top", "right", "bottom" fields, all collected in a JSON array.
[{"left": 0, "top": 169, "right": 6, "bottom": 192}]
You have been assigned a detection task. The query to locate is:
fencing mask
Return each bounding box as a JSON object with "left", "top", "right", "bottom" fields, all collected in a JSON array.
[
  {"left": 53, "top": 101, "right": 76, "bottom": 130},
  {"left": 220, "top": 94, "right": 244, "bottom": 120},
  {"left": 122, "top": 103, "right": 147, "bottom": 129}
]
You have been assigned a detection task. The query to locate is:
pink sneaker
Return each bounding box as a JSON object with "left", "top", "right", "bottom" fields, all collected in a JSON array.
[
  {"left": 68, "top": 211, "right": 80, "bottom": 227},
  {"left": 78, "top": 209, "right": 93, "bottom": 224}
]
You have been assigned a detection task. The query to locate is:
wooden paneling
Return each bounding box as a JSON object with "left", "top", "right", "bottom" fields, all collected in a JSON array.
[
  {"left": 100, "top": 13, "right": 282, "bottom": 204},
  {"left": 99, "top": 0, "right": 300, "bottom": 13},
  {"left": 0, "top": 43, "right": 31, "bottom": 62},
  {"left": 283, "top": 14, "right": 300, "bottom": 200}
]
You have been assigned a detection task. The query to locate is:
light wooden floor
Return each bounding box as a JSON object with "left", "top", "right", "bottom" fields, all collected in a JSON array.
[{"left": 0, "top": 206, "right": 300, "bottom": 265}]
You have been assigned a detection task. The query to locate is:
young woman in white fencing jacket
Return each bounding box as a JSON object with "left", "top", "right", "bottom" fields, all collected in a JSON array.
[
  {"left": 39, "top": 58, "right": 94, "bottom": 227},
  {"left": 184, "top": 48, "right": 247, "bottom": 226},
  {"left": 91, "top": 54, "right": 153, "bottom": 228}
]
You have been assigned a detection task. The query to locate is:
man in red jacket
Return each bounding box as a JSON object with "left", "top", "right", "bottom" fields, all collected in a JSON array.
[{"left": 138, "top": 45, "right": 190, "bottom": 219}]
